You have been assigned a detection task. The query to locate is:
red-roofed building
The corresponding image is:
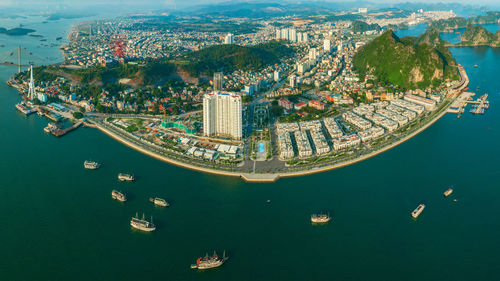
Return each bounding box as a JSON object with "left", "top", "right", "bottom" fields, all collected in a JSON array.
[
  {"left": 278, "top": 98, "right": 294, "bottom": 110},
  {"left": 308, "top": 100, "right": 325, "bottom": 110},
  {"left": 294, "top": 102, "right": 307, "bottom": 110}
]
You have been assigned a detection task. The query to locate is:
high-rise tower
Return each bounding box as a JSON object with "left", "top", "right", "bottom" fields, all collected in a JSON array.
[{"left": 28, "top": 65, "right": 36, "bottom": 100}]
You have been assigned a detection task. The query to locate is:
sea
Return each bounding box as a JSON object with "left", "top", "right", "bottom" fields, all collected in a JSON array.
[{"left": 0, "top": 17, "right": 499, "bottom": 281}]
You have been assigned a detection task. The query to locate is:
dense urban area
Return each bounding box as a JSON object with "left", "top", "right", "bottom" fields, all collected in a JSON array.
[{"left": 9, "top": 5, "right": 495, "bottom": 180}]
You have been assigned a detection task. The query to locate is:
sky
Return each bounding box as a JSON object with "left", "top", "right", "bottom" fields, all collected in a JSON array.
[{"left": 0, "top": 0, "right": 497, "bottom": 11}]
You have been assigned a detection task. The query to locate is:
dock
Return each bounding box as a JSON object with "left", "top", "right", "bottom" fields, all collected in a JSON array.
[
  {"left": 51, "top": 122, "right": 82, "bottom": 137},
  {"left": 468, "top": 94, "right": 489, "bottom": 115},
  {"left": 447, "top": 93, "right": 489, "bottom": 115},
  {"left": 448, "top": 92, "right": 474, "bottom": 113}
]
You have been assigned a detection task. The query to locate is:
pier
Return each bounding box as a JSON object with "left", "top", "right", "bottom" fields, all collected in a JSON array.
[
  {"left": 468, "top": 94, "right": 489, "bottom": 115},
  {"left": 51, "top": 122, "right": 82, "bottom": 137}
]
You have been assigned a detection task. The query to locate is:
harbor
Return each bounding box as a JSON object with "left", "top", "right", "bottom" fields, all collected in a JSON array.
[
  {"left": 51, "top": 121, "right": 82, "bottom": 137},
  {"left": 447, "top": 92, "right": 490, "bottom": 116}
]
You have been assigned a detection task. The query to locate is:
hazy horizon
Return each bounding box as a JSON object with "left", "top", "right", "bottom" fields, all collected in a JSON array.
[{"left": 0, "top": 0, "right": 499, "bottom": 11}]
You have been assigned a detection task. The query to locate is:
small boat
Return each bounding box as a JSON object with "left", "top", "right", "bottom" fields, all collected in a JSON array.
[
  {"left": 411, "top": 204, "right": 425, "bottom": 219},
  {"left": 111, "top": 190, "right": 127, "bottom": 202},
  {"left": 118, "top": 173, "right": 134, "bottom": 181},
  {"left": 84, "top": 160, "right": 100, "bottom": 170},
  {"left": 443, "top": 188, "right": 453, "bottom": 197},
  {"left": 130, "top": 213, "right": 156, "bottom": 232},
  {"left": 44, "top": 123, "right": 56, "bottom": 133},
  {"left": 474, "top": 64, "right": 478, "bottom": 68},
  {"left": 311, "top": 213, "right": 331, "bottom": 224},
  {"left": 266, "top": 199, "right": 271, "bottom": 204},
  {"left": 149, "top": 197, "right": 169, "bottom": 207},
  {"left": 191, "top": 251, "right": 228, "bottom": 270}
]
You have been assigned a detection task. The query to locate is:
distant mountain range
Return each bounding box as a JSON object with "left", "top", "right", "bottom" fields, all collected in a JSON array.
[{"left": 167, "top": 1, "right": 492, "bottom": 18}]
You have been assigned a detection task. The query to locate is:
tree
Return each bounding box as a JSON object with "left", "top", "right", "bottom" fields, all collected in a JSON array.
[
  {"left": 271, "top": 105, "right": 284, "bottom": 117},
  {"left": 72, "top": 112, "right": 84, "bottom": 119}
]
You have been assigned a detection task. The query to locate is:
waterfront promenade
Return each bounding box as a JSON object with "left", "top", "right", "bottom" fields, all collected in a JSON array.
[{"left": 90, "top": 95, "right": 457, "bottom": 182}]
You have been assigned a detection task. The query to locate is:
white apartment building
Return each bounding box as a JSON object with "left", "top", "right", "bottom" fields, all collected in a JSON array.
[{"left": 203, "top": 92, "right": 242, "bottom": 140}]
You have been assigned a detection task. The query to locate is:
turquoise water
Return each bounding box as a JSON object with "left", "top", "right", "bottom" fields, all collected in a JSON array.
[
  {"left": 1, "top": 19, "right": 500, "bottom": 281},
  {"left": 258, "top": 143, "right": 265, "bottom": 153}
]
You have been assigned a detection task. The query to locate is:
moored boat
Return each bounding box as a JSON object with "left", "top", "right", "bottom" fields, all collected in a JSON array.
[
  {"left": 111, "top": 190, "right": 127, "bottom": 202},
  {"left": 191, "top": 251, "right": 228, "bottom": 270},
  {"left": 443, "top": 188, "right": 453, "bottom": 197},
  {"left": 130, "top": 213, "right": 155, "bottom": 232},
  {"left": 84, "top": 160, "right": 100, "bottom": 170},
  {"left": 16, "top": 102, "right": 35, "bottom": 115},
  {"left": 44, "top": 122, "right": 60, "bottom": 133},
  {"left": 118, "top": 173, "right": 134, "bottom": 181},
  {"left": 411, "top": 204, "right": 425, "bottom": 219},
  {"left": 149, "top": 197, "right": 169, "bottom": 207},
  {"left": 311, "top": 213, "right": 331, "bottom": 223}
]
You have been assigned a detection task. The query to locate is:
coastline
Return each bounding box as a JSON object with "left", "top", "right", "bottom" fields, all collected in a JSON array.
[{"left": 92, "top": 100, "right": 453, "bottom": 182}]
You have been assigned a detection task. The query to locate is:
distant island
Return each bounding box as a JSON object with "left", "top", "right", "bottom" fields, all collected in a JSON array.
[
  {"left": 0, "top": 27, "right": 36, "bottom": 36},
  {"left": 47, "top": 12, "right": 95, "bottom": 21},
  {"left": 430, "top": 12, "right": 500, "bottom": 33},
  {"left": 353, "top": 29, "right": 458, "bottom": 90},
  {"left": 455, "top": 24, "right": 500, "bottom": 47},
  {"left": 351, "top": 20, "right": 381, "bottom": 34}
]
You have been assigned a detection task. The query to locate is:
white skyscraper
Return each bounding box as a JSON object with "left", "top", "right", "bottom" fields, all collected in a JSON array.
[
  {"left": 289, "top": 75, "right": 297, "bottom": 88},
  {"left": 289, "top": 28, "right": 297, "bottom": 42},
  {"left": 276, "top": 29, "right": 281, "bottom": 40},
  {"left": 323, "top": 39, "right": 331, "bottom": 52},
  {"left": 338, "top": 41, "right": 343, "bottom": 52},
  {"left": 302, "top": 33, "right": 308, "bottom": 42},
  {"left": 224, "top": 33, "right": 234, "bottom": 44},
  {"left": 281, "top": 29, "right": 289, "bottom": 40},
  {"left": 308, "top": 48, "right": 317, "bottom": 61},
  {"left": 213, "top": 72, "right": 224, "bottom": 91},
  {"left": 203, "top": 92, "right": 242, "bottom": 140}
]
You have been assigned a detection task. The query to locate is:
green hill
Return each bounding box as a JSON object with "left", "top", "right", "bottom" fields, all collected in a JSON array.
[
  {"left": 179, "top": 41, "right": 294, "bottom": 76},
  {"left": 415, "top": 28, "right": 446, "bottom": 47},
  {"left": 430, "top": 17, "right": 468, "bottom": 32},
  {"left": 351, "top": 20, "right": 381, "bottom": 33},
  {"left": 457, "top": 24, "right": 500, "bottom": 47},
  {"left": 353, "top": 30, "right": 458, "bottom": 90}
]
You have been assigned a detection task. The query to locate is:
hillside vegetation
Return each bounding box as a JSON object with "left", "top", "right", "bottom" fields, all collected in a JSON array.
[
  {"left": 351, "top": 20, "right": 381, "bottom": 33},
  {"left": 430, "top": 12, "right": 500, "bottom": 32},
  {"left": 179, "top": 41, "right": 294, "bottom": 76},
  {"left": 457, "top": 24, "right": 500, "bottom": 47},
  {"left": 353, "top": 29, "right": 458, "bottom": 90}
]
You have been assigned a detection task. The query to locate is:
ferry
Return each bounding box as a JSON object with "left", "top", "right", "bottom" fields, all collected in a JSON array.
[
  {"left": 444, "top": 188, "right": 454, "bottom": 197},
  {"left": 149, "top": 197, "right": 169, "bottom": 207},
  {"left": 191, "top": 251, "right": 228, "bottom": 270},
  {"left": 118, "top": 173, "right": 134, "bottom": 181},
  {"left": 111, "top": 190, "right": 127, "bottom": 202},
  {"left": 130, "top": 213, "right": 156, "bottom": 232},
  {"left": 311, "top": 213, "right": 331, "bottom": 224},
  {"left": 84, "top": 160, "right": 100, "bottom": 170},
  {"left": 411, "top": 204, "right": 425, "bottom": 219},
  {"left": 44, "top": 123, "right": 58, "bottom": 133},
  {"left": 16, "top": 102, "right": 35, "bottom": 115}
]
